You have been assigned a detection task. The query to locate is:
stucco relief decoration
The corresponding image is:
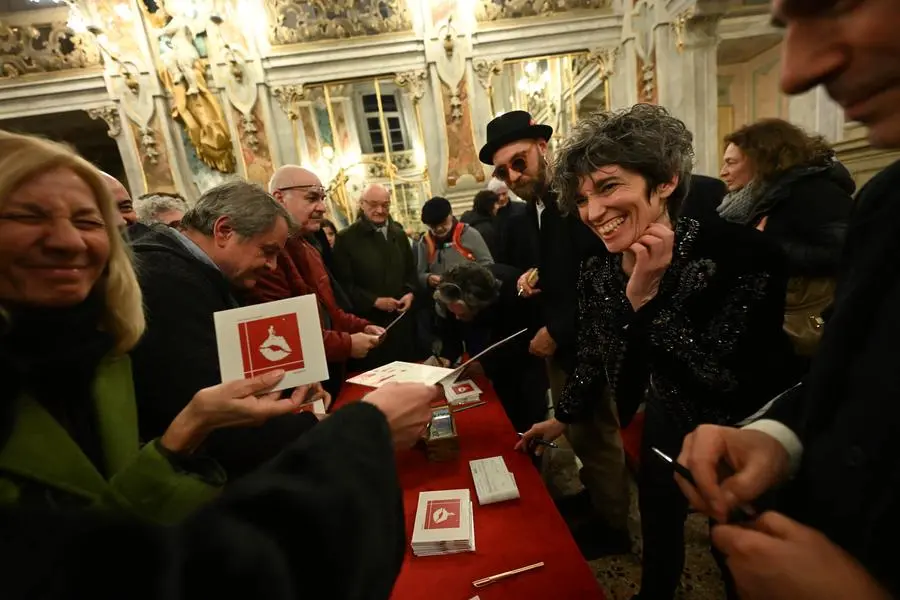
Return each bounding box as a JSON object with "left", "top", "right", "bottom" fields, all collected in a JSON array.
[
  {"left": 0, "top": 19, "right": 101, "bottom": 80},
  {"left": 394, "top": 70, "right": 428, "bottom": 104},
  {"left": 138, "top": 0, "right": 236, "bottom": 173},
  {"left": 472, "top": 59, "right": 503, "bottom": 92},
  {"left": 265, "top": 0, "right": 412, "bottom": 45},
  {"left": 475, "top": 0, "right": 611, "bottom": 21},
  {"left": 87, "top": 106, "right": 122, "bottom": 138},
  {"left": 443, "top": 78, "right": 484, "bottom": 186},
  {"left": 233, "top": 103, "right": 274, "bottom": 186},
  {"left": 140, "top": 126, "right": 161, "bottom": 164},
  {"left": 630, "top": 0, "right": 657, "bottom": 103},
  {"left": 587, "top": 47, "right": 617, "bottom": 80},
  {"left": 272, "top": 84, "right": 305, "bottom": 121}
]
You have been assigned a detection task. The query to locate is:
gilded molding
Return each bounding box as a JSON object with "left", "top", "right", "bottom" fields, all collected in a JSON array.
[
  {"left": 472, "top": 59, "right": 503, "bottom": 92},
  {"left": 0, "top": 19, "right": 101, "bottom": 79},
  {"left": 394, "top": 70, "right": 428, "bottom": 103},
  {"left": 475, "top": 0, "right": 611, "bottom": 22},
  {"left": 86, "top": 106, "right": 122, "bottom": 138},
  {"left": 265, "top": 0, "right": 412, "bottom": 45},
  {"left": 272, "top": 84, "right": 305, "bottom": 121}
]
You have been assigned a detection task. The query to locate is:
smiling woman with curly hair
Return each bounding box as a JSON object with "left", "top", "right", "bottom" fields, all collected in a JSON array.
[{"left": 517, "top": 105, "right": 802, "bottom": 600}]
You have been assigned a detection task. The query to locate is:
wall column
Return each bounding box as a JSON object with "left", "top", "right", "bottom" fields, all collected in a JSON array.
[{"left": 656, "top": 14, "right": 721, "bottom": 176}]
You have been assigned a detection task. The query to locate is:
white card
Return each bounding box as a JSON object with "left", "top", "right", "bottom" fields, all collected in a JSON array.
[
  {"left": 214, "top": 295, "right": 328, "bottom": 392},
  {"left": 347, "top": 361, "right": 454, "bottom": 388}
]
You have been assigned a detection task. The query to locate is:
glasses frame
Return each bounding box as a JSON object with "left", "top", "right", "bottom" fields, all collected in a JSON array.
[{"left": 492, "top": 143, "right": 537, "bottom": 183}]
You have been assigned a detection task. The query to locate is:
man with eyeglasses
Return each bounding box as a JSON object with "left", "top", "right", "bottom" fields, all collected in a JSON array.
[
  {"left": 673, "top": 1, "right": 900, "bottom": 598},
  {"left": 432, "top": 262, "right": 547, "bottom": 434},
  {"left": 244, "top": 165, "right": 384, "bottom": 397},
  {"left": 479, "top": 110, "right": 630, "bottom": 558},
  {"left": 333, "top": 183, "right": 420, "bottom": 370}
]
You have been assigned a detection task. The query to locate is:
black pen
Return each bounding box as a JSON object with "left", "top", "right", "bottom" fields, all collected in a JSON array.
[
  {"left": 517, "top": 433, "right": 559, "bottom": 449},
  {"left": 650, "top": 446, "right": 757, "bottom": 524}
]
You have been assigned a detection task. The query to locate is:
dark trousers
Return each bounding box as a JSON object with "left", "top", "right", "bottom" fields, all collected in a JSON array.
[
  {"left": 638, "top": 404, "right": 737, "bottom": 600},
  {"left": 486, "top": 354, "right": 548, "bottom": 433}
]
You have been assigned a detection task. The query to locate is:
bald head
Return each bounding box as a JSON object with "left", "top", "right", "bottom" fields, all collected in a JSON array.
[
  {"left": 360, "top": 184, "right": 391, "bottom": 225},
  {"left": 269, "top": 165, "right": 326, "bottom": 233},
  {"left": 268, "top": 165, "right": 321, "bottom": 194},
  {"left": 100, "top": 171, "right": 135, "bottom": 227}
]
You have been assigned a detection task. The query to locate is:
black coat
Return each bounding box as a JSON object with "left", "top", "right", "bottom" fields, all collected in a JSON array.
[
  {"left": 130, "top": 228, "right": 318, "bottom": 477},
  {"left": 460, "top": 210, "right": 499, "bottom": 258},
  {"left": 558, "top": 216, "right": 802, "bottom": 434},
  {"left": 679, "top": 174, "right": 727, "bottom": 222},
  {"left": 3, "top": 402, "right": 406, "bottom": 600},
  {"left": 332, "top": 218, "right": 419, "bottom": 368},
  {"left": 492, "top": 200, "right": 528, "bottom": 266},
  {"left": 748, "top": 161, "right": 856, "bottom": 277},
  {"left": 497, "top": 195, "right": 606, "bottom": 370},
  {"left": 764, "top": 160, "right": 900, "bottom": 596},
  {"left": 433, "top": 263, "right": 548, "bottom": 430}
]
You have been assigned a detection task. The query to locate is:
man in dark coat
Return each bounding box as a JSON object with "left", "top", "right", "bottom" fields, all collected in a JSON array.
[
  {"left": 432, "top": 262, "right": 547, "bottom": 433},
  {"left": 332, "top": 183, "right": 420, "bottom": 370},
  {"left": 676, "top": 2, "right": 900, "bottom": 599},
  {"left": 479, "top": 110, "right": 630, "bottom": 557},
  {"left": 131, "top": 181, "right": 326, "bottom": 478}
]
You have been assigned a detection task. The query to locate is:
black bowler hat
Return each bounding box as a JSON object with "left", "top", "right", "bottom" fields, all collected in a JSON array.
[{"left": 478, "top": 110, "right": 553, "bottom": 165}]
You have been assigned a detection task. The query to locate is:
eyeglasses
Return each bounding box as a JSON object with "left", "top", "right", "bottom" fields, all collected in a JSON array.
[
  {"left": 492, "top": 143, "right": 536, "bottom": 183},
  {"left": 278, "top": 184, "right": 326, "bottom": 201}
]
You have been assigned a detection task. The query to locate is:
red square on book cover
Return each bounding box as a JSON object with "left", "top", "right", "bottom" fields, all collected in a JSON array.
[
  {"left": 452, "top": 382, "right": 474, "bottom": 395},
  {"left": 238, "top": 313, "right": 305, "bottom": 378},
  {"left": 424, "top": 499, "right": 462, "bottom": 530}
]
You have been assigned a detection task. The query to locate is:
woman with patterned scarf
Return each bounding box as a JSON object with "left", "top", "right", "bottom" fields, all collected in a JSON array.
[{"left": 720, "top": 119, "right": 856, "bottom": 356}]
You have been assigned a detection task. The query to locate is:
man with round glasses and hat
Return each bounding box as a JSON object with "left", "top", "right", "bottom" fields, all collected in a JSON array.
[
  {"left": 431, "top": 262, "right": 547, "bottom": 434},
  {"left": 480, "top": 110, "right": 630, "bottom": 558}
]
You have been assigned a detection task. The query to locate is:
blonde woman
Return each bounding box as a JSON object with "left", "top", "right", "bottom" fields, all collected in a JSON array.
[{"left": 0, "top": 131, "right": 317, "bottom": 523}]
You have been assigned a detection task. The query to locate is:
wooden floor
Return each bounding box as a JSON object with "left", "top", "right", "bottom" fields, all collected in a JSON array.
[{"left": 543, "top": 440, "right": 727, "bottom": 600}]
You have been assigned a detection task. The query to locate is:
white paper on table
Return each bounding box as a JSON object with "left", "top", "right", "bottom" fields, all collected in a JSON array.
[
  {"left": 346, "top": 361, "right": 454, "bottom": 388},
  {"left": 214, "top": 295, "right": 328, "bottom": 392},
  {"left": 348, "top": 328, "right": 529, "bottom": 389}
]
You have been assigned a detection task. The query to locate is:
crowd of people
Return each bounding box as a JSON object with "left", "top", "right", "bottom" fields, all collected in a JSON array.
[{"left": 2, "top": 2, "right": 900, "bottom": 598}]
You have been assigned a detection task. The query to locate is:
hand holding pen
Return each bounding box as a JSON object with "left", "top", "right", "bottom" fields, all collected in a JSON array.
[
  {"left": 670, "top": 424, "right": 793, "bottom": 525},
  {"left": 651, "top": 447, "right": 757, "bottom": 524}
]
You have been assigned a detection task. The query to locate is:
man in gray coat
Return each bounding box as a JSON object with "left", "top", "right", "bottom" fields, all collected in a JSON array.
[{"left": 415, "top": 195, "right": 493, "bottom": 291}]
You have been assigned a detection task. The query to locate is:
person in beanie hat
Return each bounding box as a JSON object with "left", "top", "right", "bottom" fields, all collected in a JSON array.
[{"left": 414, "top": 196, "right": 493, "bottom": 291}]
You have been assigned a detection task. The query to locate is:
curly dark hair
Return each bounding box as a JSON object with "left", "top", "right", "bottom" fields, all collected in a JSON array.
[
  {"left": 472, "top": 190, "right": 499, "bottom": 217},
  {"left": 724, "top": 119, "right": 834, "bottom": 184},
  {"left": 551, "top": 104, "right": 695, "bottom": 218}
]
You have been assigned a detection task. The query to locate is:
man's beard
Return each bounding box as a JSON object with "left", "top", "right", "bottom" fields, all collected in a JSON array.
[{"left": 510, "top": 154, "right": 548, "bottom": 202}]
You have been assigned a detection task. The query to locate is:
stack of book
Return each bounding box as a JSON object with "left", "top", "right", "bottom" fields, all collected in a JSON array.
[
  {"left": 411, "top": 489, "right": 476, "bottom": 557},
  {"left": 443, "top": 379, "right": 483, "bottom": 406}
]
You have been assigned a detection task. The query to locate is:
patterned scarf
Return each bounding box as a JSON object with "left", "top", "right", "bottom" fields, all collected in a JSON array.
[{"left": 717, "top": 180, "right": 766, "bottom": 225}]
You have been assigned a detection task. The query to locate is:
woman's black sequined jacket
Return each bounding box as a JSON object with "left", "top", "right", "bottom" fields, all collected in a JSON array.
[{"left": 557, "top": 217, "right": 803, "bottom": 435}]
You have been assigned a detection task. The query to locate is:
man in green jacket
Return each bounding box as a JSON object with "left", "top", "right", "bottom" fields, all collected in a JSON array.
[{"left": 332, "top": 184, "right": 420, "bottom": 370}]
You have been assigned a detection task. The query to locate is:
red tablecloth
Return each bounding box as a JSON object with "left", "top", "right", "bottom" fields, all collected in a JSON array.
[{"left": 336, "top": 378, "right": 605, "bottom": 600}]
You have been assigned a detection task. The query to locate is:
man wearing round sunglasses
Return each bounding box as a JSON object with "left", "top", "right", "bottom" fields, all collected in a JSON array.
[
  {"left": 246, "top": 165, "right": 384, "bottom": 397},
  {"left": 432, "top": 262, "right": 547, "bottom": 434},
  {"left": 479, "top": 110, "right": 630, "bottom": 558}
]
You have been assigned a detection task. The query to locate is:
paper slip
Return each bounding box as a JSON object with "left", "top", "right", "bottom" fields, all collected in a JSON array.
[
  {"left": 348, "top": 328, "right": 529, "bottom": 389},
  {"left": 411, "top": 489, "right": 476, "bottom": 557},
  {"left": 214, "top": 295, "right": 328, "bottom": 392},
  {"left": 470, "top": 457, "right": 520, "bottom": 505},
  {"left": 444, "top": 379, "right": 482, "bottom": 405}
]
